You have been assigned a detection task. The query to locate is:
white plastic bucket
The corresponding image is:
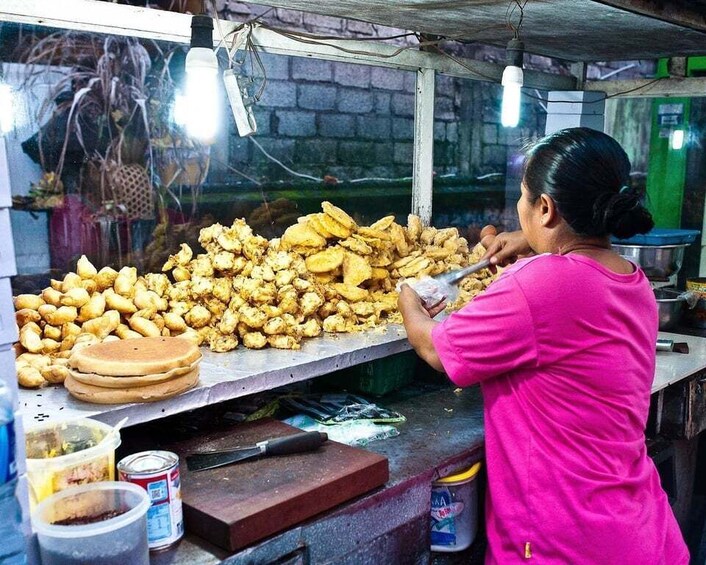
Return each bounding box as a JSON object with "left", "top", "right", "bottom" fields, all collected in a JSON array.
[{"left": 430, "top": 461, "right": 481, "bottom": 552}]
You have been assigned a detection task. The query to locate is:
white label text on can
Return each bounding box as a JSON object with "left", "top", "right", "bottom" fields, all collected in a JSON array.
[{"left": 118, "top": 451, "right": 184, "bottom": 550}]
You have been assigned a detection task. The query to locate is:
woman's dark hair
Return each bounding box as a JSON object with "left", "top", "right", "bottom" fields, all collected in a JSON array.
[{"left": 522, "top": 127, "right": 654, "bottom": 239}]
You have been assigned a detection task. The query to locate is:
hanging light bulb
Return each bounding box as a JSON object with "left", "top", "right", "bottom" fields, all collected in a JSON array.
[
  {"left": 183, "top": 15, "right": 220, "bottom": 144},
  {"left": 501, "top": 38, "right": 524, "bottom": 128},
  {"left": 670, "top": 129, "right": 685, "bottom": 151}
]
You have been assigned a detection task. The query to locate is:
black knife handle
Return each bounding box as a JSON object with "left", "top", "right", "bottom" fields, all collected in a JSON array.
[{"left": 265, "top": 431, "right": 328, "bottom": 456}]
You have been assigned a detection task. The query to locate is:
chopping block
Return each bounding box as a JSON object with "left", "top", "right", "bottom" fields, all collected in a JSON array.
[{"left": 165, "top": 418, "right": 389, "bottom": 551}]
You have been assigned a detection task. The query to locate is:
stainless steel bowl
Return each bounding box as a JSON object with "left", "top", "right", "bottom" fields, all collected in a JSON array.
[
  {"left": 612, "top": 244, "right": 688, "bottom": 279},
  {"left": 654, "top": 288, "right": 686, "bottom": 330}
]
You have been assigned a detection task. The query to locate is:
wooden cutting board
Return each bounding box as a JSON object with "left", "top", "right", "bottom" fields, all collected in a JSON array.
[{"left": 165, "top": 418, "right": 389, "bottom": 551}]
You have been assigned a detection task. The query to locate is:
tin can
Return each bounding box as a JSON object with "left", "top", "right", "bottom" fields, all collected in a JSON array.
[{"left": 118, "top": 451, "right": 184, "bottom": 551}]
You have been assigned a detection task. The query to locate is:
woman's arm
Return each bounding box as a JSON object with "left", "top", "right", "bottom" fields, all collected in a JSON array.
[{"left": 397, "top": 285, "right": 445, "bottom": 372}]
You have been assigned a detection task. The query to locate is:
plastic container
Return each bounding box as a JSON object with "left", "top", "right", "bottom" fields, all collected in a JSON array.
[
  {"left": 329, "top": 351, "right": 418, "bottom": 396},
  {"left": 612, "top": 228, "right": 700, "bottom": 246},
  {"left": 430, "top": 462, "right": 481, "bottom": 552},
  {"left": 32, "top": 481, "right": 150, "bottom": 565},
  {"left": 25, "top": 419, "right": 121, "bottom": 508}
]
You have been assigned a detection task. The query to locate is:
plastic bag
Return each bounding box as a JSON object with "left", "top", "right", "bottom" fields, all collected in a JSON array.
[
  {"left": 282, "top": 414, "right": 399, "bottom": 447},
  {"left": 397, "top": 276, "right": 458, "bottom": 309}
]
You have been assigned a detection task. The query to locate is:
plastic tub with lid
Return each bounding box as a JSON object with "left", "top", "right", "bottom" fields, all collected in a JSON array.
[
  {"left": 25, "top": 418, "right": 121, "bottom": 508},
  {"left": 32, "top": 481, "right": 150, "bottom": 565},
  {"left": 430, "top": 461, "right": 482, "bottom": 552}
]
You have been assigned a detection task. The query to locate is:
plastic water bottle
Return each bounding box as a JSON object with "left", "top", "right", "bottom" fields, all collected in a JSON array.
[{"left": 0, "top": 382, "right": 26, "bottom": 564}]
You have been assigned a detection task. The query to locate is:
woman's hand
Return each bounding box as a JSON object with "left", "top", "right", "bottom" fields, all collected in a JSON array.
[
  {"left": 397, "top": 284, "right": 444, "bottom": 372},
  {"left": 397, "top": 284, "right": 447, "bottom": 319},
  {"left": 479, "top": 226, "right": 533, "bottom": 268}
]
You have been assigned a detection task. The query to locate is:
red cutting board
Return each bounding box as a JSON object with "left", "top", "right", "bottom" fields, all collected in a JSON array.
[{"left": 165, "top": 418, "right": 389, "bottom": 551}]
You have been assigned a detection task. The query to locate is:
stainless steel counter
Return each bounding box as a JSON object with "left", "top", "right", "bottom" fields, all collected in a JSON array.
[
  {"left": 18, "top": 325, "right": 410, "bottom": 429},
  {"left": 17, "top": 327, "right": 706, "bottom": 431}
]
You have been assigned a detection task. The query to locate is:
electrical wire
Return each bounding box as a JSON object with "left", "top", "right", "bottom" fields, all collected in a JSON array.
[{"left": 506, "top": 0, "right": 529, "bottom": 40}]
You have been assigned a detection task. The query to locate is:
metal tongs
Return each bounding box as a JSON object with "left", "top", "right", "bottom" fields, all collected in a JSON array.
[{"left": 432, "top": 258, "right": 492, "bottom": 286}]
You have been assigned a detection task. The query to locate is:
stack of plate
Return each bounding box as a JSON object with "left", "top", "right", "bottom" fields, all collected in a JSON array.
[{"left": 65, "top": 337, "right": 202, "bottom": 404}]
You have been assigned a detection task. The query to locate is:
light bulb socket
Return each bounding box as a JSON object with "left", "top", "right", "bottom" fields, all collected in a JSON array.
[
  {"left": 190, "top": 15, "right": 214, "bottom": 49},
  {"left": 506, "top": 38, "right": 524, "bottom": 68}
]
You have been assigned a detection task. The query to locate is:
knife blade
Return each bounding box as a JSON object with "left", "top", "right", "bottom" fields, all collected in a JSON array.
[{"left": 186, "top": 431, "right": 328, "bottom": 472}]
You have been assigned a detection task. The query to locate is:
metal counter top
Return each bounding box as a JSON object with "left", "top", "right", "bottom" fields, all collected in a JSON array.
[
  {"left": 17, "top": 326, "right": 706, "bottom": 430},
  {"left": 18, "top": 325, "right": 411, "bottom": 429}
]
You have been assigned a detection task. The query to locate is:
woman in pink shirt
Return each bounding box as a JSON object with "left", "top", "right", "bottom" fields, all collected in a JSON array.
[{"left": 399, "top": 127, "right": 689, "bottom": 564}]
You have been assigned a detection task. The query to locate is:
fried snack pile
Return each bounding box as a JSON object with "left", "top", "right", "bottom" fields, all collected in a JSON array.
[{"left": 13, "top": 202, "right": 497, "bottom": 388}]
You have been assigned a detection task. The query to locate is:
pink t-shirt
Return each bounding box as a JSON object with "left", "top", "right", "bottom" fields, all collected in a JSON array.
[{"left": 432, "top": 253, "right": 689, "bottom": 564}]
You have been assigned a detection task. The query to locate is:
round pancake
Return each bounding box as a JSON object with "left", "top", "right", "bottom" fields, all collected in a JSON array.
[
  {"left": 64, "top": 366, "right": 200, "bottom": 404},
  {"left": 69, "top": 336, "right": 201, "bottom": 377},
  {"left": 68, "top": 358, "right": 201, "bottom": 388}
]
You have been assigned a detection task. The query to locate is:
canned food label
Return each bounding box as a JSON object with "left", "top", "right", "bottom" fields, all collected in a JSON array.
[
  {"left": 148, "top": 502, "right": 173, "bottom": 543},
  {"left": 0, "top": 421, "right": 17, "bottom": 485},
  {"left": 431, "top": 487, "right": 465, "bottom": 546},
  {"left": 148, "top": 479, "right": 168, "bottom": 502},
  {"left": 119, "top": 453, "right": 183, "bottom": 550}
]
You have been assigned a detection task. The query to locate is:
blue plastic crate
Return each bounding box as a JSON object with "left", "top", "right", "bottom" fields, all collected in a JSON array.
[{"left": 612, "top": 228, "right": 700, "bottom": 246}]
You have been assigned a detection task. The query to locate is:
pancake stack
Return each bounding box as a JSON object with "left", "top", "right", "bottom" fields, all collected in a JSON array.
[{"left": 65, "top": 337, "right": 202, "bottom": 404}]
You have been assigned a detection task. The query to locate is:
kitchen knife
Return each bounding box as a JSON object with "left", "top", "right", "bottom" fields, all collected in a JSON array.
[{"left": 186, "top": 431, "right": 328, "bottom": 472}]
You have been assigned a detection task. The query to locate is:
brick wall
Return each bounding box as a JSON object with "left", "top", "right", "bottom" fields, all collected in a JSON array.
[{"left": 209, "top": 3, "right": 652, "bottom": 184}]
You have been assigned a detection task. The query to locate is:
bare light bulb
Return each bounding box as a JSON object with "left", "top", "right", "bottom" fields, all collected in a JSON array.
[
  {"left": 501, "top": 66, "right": 523, "bottom": 128},
  {"left": 182, "top": 15, "right": 219, "bottom": 145},
  {"left": 500, "top": 38, "right": 524, "bottom": 129},
  {"left": 670, "top": 129, "right": 685, "bottom": 151},
  {"left": 184, "top": 47, "right": 219, "bottom": 144}
]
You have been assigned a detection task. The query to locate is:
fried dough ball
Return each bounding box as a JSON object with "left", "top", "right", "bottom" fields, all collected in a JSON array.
[
  {"left": 43, "top": 325, "right": 62, "bottom": 341},
  {"left": 300, "top": 318, "right": 322, "bottom": 338},
  {"left": 239, "top": 305, "right": 267, "bottom": 329},
  {"left": 41, "top": 288, "right": 62, "bottom": 307},
  {"left": 217, "top": 308, "right": 240, "bottom": 335},
  {"left": 243, "top": 331, "right": 267, "bottom": 349},
  {"left": 267, "top": 334, "right": 300, "bottom": 350},
  {"left": 208, "top": 334, "right": 239, "bottom": 353},
  {"left": 163, "top": 243, "right": 194, "bottom": 271},
  {"left": 323, "top": 314, "right": 348, "bottom": 333},
  {"left": 76, "top": 255, "right": 98, "bottom": 280},
  {"left": 104, "top": 291, "right": 137, "bottom": 315},
  {"left": 185, "top": 305, "right": 211, "bottom": 329},
  {"left": 78, "top": 293, "right": 106, "bottom": 323},
  {"left": 191, "top": 255, "right": 215, "bottom": 277},
  {"left": 164, "top": 312, "right": 188, "bottom": 333},
  {"left": 173, "top": 267, "right": 191, "bottom": 282},
  {"left": 17, "top": 365, "right": 45, "bottom": 388},
  {"left": 114, "top": 267, "right": 138, "bottom": 296},
  {"left": 14, "top": 294, "right": 44, "bottom": 311},
  {"left": 95, "top": 267, "right": 119, "bottom": 291},
  {"left": 16, "top": 309, "right": 41, "bottom": 327},
  {"left": 60, "top": 287, "right": 90, "bottom": 308}
]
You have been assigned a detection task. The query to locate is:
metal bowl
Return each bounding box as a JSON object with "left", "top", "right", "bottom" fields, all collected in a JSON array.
[
  {"left": 612, "top": 244, "right": 688, "bottom": 279},
  {"left": 654, "top": 288, "right": 686, "bottom": 331}
]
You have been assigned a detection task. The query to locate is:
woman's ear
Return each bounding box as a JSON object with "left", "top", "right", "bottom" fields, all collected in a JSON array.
[{"left": 539, "top": 193, "right": 558, "bottom": 227}]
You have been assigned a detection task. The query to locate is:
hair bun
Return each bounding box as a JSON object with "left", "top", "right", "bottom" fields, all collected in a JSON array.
[{"left": 594, "top": 190, "right": 654, "bottom": 239}]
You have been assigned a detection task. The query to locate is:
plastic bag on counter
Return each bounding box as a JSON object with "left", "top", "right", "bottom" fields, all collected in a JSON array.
[
  {"left": 396, "top": 276, "right": 458, "bottom": 309},
  {"left": 279, "top": 393, "right": 406, "bottom": 424},
  {"left": 282, "top": 414, "right": 399, "bottom": 447}
]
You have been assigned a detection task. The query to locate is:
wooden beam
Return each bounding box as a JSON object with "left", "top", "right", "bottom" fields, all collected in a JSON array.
[
  {"left": 585, "top": 76, "right": 706, "bottom": 98},
  {"left": 592, "top": 0, "right": 706, "bottom": 34},
  {"left": 0, "top": 0, "right": 575, "bottom": 90}
]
